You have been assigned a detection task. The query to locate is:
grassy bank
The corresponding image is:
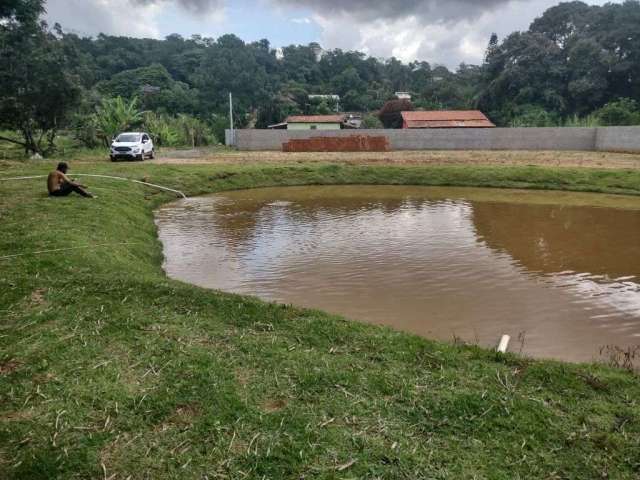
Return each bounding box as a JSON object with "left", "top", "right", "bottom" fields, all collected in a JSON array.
[{"left": 1, "top": 161, "right": 640, "bottom": 479}]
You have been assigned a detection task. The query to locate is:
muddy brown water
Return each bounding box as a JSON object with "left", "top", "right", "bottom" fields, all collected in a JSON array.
[{"left": 155, "top": 186, "right": 640, "bottom": 363}]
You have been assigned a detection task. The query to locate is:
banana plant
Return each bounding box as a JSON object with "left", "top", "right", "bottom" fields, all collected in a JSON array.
[{"left": 94, "top": 97, "right": 144, "bottom": 146}]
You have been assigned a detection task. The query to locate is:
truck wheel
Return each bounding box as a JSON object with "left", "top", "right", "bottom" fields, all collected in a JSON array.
[
  {"left": 149, "top": 149, "right": 155, "bottom": 159},
  {"left": 137, "top": 153, "right": 144, "bottom": 161}
]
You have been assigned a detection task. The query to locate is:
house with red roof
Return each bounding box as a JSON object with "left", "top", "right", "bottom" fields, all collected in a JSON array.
[{"left": 268, "top": 115, "right": 346, "bottom": 130}]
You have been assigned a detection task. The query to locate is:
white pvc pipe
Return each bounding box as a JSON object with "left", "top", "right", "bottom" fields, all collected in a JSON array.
[
  {"left": 0, "top": 175, "right": 44, "bottom": 181},
  {"left": 0, "top": 173, "right": 186, "bottom": 198},
  {"left": 75, "top": 174, "right": 187, "bottom": 198},
  {"left": 0, "top": 241, "right": 139, "bottom": 260},
  {"left": 497, "top": 334, "right": 511, "bottom": 353}
]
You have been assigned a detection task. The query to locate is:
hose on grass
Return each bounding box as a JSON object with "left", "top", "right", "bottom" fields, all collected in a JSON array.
[
  {"left": 0, "top": 173, "right": 187, "bottom": 198},
  {"left": 0, "top": 242, "right": 140, "bottom": 260}
]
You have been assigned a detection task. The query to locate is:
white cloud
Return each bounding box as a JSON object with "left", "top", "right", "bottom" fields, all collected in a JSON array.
[
  {"left": 304, "top": 1, "right": 563, "bottom": 67},
  {"left": 277, "top": 0, "right": 617, "bottom": 67},
  {"left": 44, "top": 0, "right": 618, "bottom": 67},
  {"left": 290, "top": 17, "right": 312, "bottom": 24}
]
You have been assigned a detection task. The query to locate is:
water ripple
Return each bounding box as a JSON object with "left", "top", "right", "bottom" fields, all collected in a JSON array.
[{"left": 155, "top": 185, "right": 640, "bottom": 363}]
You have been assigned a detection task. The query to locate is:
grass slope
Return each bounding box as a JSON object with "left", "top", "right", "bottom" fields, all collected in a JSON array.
[{"left": 1, "top": 161, "right": 640, "bottom": 479}]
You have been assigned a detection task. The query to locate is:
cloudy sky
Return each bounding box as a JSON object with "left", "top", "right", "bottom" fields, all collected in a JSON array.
[{"left": 45, "top": 0, "right": 615, "bottom": 67}]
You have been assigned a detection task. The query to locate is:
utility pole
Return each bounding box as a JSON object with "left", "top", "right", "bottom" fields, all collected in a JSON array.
[{"left": 229, "top": 92, "right": 235, "bottom": 146}]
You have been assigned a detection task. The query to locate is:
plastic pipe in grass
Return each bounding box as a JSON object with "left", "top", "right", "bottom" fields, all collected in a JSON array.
[
  {"left": 0, "top": 173, "right": 186, "bottom": 198},
  {"left": 497, "top": 334, "right": 511, "bottom": 353}
]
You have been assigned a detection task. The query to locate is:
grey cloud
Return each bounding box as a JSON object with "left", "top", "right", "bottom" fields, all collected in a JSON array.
[
  {"left": 45, "top": 0, "right": 162, "bottom": 37},
  {"left": 131, "top": 0, "right": 224, "bottom": 14},
  {"left": 272, "top": 0, "right": 513, "bottom": 23},
  {"left": 295, "top": 0, "right": 559, "bottom": 67}
]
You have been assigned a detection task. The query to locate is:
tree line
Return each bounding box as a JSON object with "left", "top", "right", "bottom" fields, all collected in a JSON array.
[{"left": 1, "top": 0, "right": 640, "bottom": 156}]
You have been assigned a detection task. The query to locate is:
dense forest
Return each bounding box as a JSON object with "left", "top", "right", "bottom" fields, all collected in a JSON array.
[{"left": 1, "top": 0, "right": 640, "bottom": 155}]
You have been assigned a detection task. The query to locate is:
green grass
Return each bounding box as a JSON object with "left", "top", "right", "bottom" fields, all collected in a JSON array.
[{"left": 1, "top": 160, "right": 640, "bottom": 479}]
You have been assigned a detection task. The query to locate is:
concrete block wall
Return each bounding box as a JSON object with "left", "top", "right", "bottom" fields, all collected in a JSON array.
[
  {"left": 595, "top": 127, "right": 640, "bottom": 153},
  {"left": 384, "top": 127, "right": 596, "bottom": 151},
  {"left": 227, "top": 126, "right": 640, "bottom": 153}
]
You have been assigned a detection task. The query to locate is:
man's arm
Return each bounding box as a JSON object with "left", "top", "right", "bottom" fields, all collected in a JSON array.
[{"left": 62, "top": 173, "right": 87, "bottom": 188}]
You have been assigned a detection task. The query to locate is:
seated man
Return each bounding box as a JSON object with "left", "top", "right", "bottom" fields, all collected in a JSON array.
[{"left": 47, "top": 162, "right": 94, "bottom": 198}]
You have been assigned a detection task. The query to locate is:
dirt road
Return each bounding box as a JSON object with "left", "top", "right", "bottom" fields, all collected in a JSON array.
[{"left": 153, "top": 148, "right": 640, "bottom": 169}]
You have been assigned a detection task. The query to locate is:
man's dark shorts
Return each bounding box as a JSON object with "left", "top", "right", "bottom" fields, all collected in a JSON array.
[{"left": 49, "top": 182, "right": 75, "bottom": 197}]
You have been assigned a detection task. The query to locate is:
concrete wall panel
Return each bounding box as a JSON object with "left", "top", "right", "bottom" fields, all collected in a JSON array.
[
  {"left": 595, "top": 127, "right": 640, "bottom": 153},
  {"left": 227, "top": 126, "right": 640, "bottom": 153}
]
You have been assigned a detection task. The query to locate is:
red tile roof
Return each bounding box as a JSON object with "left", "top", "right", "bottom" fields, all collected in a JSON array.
[
  {"left": 286, "top": 115, "right": 345, "bottom": 123},
  {"left": 401, "top": 110, "right": 495, "bottom": 128}
]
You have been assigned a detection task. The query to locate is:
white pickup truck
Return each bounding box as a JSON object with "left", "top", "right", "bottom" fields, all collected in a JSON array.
[{"left": 110, "top": 132, "right": 155, "bottom": 161}]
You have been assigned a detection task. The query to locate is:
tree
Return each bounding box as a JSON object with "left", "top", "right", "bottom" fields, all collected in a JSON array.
[
  {"left": 378, "top": 99, "right": 413, "bottom": 129},
  {"left": 98, "top": 63, "right": 174, "bottom": 98},
  {"left": 192, "top": 34, "right": 274, "bottom": 115},
  {"left": 566, "top": 39, "right": 611, "bottom": 114},
  {"left": 331, "top": 67, "right": 366, "bottom": 96},
  {"left": 530, "top": 1, "right": 592, "bottom": 47},
  {"left": 255, "top": 97, "right": 299, "bottom": 128},
  {"left": 484, "top": 33, "right": 499, "bottom": 64},
  {"left": 3, "top": 0, "right": 639, "bottom": 144},
  {"left": 478, "top": 32, "right": 567, "bottom": 125},
  {"left": 480, "top": 1, "right": 640, "bottom": 124},
  {"left": 97, "top": 63, "right": 199, "bottom": 115},
  {"left": 0, "top": 0, "right": 43, "bottom": 24},
  {"left": 0, "top": 10, "right": 81, "bottom": 155}
]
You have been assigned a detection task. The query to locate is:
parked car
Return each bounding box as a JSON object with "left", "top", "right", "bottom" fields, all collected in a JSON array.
[{"left": 110, "top": 132, "right": 154, "bottom": 161}]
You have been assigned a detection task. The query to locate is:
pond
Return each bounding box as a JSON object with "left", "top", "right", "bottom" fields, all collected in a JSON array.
[{"left": 155, "top": 186, "right": 640, "bottom": 362}]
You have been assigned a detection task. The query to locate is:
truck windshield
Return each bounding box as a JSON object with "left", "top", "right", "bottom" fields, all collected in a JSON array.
[{"left": 116, "top": 134, "right": 140, "bottom": 142}]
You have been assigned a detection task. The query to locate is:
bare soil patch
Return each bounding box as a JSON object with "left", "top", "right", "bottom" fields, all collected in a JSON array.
[
  {"left": 0, "top": 359, "right": 21, "bottom": 375},
  {"left": 262, "top": 398, "right": 287, "bottom": 413},
  {"left": 154, "top": 149, "right": 640, "bottom": 169}
]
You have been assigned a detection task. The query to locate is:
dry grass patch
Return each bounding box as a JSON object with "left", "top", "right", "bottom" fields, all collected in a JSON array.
[
  {"left": 154, "top": 148, "right": 640, "bottom": 170},
  {"left": 261, "top": 398, "right": 287, "bottom": 413},
  {"left": 234, "top": 368, "right": 254, "bottom": 388},
  {"left": 0, "top": 359, "right": 21, "bottom": 375},
  {"left": 28, "top": 289, "right": 47, "bottom": 307}
]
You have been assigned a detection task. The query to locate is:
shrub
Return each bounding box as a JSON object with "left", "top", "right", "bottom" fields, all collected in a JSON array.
[
  {"left": 71, "top": 113, "right": 101, "bottom": 148},
  {"left": 510, "top": 105, "right": 558, "bottom": 127},
  {"left": 143, "top": 112, "right": 216, "bottom": 148},
  {"left": 594, "top": 98, "right": 640, "bottom": 126},
  {"left": 361, "top": 114, "right": 383, "bottom": 129},
  {"left": 210, "top": 114, "right": 229, "bottom": 145},
  {"left": 563, "top": 114, "right": 600, "bottom": 127},
  {"left": 143, "top": 112, "right": 179, "bottom": 147}
]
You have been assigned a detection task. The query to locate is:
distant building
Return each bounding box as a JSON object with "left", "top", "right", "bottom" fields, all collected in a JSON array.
[
  {"left": 268, "top": 115, "right": 346, "bottom": 130},
  {"left": 287, "top": 115, "right": 345, "bottom": 130},
  {"left": 401, "top": 111, "right": 495, "bottom": 129},
  {"left": 395, "top": 92, "right": 412, "bottom": 100}
]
